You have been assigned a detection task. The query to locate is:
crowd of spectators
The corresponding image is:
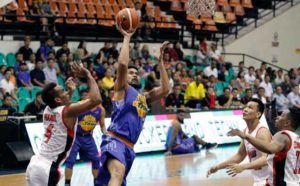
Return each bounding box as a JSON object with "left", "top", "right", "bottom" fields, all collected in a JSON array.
[{"left": 0, "top": 35, "right": 299, "bottom": 119}]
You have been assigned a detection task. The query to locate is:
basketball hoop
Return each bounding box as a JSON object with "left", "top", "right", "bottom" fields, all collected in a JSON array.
[{"left": 187, "top": 0, "right": 216, "bottom": 16}]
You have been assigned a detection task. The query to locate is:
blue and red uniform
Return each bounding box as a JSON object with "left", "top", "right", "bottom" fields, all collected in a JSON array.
[
  {"left": 65, "top": 106, "right": 102, "bottom": 170},
  {"left": 96, "top": 85, "right": 148, "bottom": 186},
  {"left": 165, "top": 124, "right": 199, "bottom": 155}
]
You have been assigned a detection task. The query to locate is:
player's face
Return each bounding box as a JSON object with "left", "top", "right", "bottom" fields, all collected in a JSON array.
[
  {"left": 275, "top": 111, "right": 289, "bottom": 130},
  {"left": 55, "top": 86, "right": 71, "bottom": 106},
  {"left": 243, "top": 101, "right": 260, "bottom": 121},
  {"left": 127, "top": 68, "right": 140, "bottom": 86}
]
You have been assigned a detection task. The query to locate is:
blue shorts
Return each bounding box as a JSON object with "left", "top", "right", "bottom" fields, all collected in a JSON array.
[
  {"left": 95, "top": 134, "right": 135, "bottom": 186},
  {"left": 65, "top": 134, "right": 100, "bottom": 169},
  {"left": 171, "top": 137, "right": 199, "bottom": 155}
]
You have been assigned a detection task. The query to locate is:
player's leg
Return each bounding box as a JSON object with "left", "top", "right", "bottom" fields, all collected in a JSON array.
[
  {"left": 192, "top": 135, "right": 218, "bottom": 150},
  {"left": 82, "top": 136, "right": 100, "bottom": 185},
  {"left": 64, "top": 137, "right": 81, "bottom": 186},
  {"left": 107, "top": 158, "right": 126, "bottom": 186},
  {"left": 26, "top": 156, "right": 53, "bottom": 186}
]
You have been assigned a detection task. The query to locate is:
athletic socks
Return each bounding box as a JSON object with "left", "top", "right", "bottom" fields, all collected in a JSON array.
[{"left": 65, "top": 179, "right": 71, "bottom": 186}]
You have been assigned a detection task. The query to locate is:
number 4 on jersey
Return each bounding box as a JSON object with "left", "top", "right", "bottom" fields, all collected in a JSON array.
[{"left": 44, "top": 124, "right": 54, "bottom": 143}]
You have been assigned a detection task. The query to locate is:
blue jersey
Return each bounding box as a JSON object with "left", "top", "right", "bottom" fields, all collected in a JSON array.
[
  {"left": 77, "top": 105, "right": 102, "bottom": 134},
  {"left": 165, "top": 123, "right": 184, "bottom": 148},
  {"left": 107, "top": 86, "right": 148, "bottom": 144}
]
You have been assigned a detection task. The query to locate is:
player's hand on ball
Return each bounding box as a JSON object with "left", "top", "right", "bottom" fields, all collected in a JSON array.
[
  {"left": 164, "top": 151, "right": 172, "bottom": 156},
  {"left": 116, "top": 24, "right": 136, "bottom": 38},
  {"left": 207, "top": 166, "right": 219, "bottom": 177},
  {"left": 227, "top": 129, "right": 246, "bottom": 139},
  {"left": 71, "top": 62, "right": 90, "bottom": 78},
  {"left": 226, "top": 164, "right": 245, "bottom": 177}
]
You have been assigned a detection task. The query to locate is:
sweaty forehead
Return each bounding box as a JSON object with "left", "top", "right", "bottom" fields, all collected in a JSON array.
[
  {"left": 247, "top": 101, "right": 258, "bottom": 108},
  {"left": 128, "top": 68, "right": 138, "bottom": 73}
]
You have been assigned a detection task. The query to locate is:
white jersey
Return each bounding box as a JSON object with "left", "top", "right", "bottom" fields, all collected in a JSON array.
[
  {"left": 244, "top": 123, "right": 269, "bottom": 183},
  {"left": 266, "top": 130, "right": 300, "bottom": 186},
  {"left": 39, "top": 106, "right": 76, "bottom": 164}
]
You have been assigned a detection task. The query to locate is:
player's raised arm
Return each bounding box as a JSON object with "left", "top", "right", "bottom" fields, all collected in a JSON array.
[
  {"left": 114, "top": 26, "right": 135, "bottom": 92},
  {"left": 228, "top": 128, "right": 288, "bottom": 154},
  {"left": 145, "top": 41, "right": 170, "bottom": 103},
  {"left": 63, "top": 63, "right": 101, "bottom": 128}
]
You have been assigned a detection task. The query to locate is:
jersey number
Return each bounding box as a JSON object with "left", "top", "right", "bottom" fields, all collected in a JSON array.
[
  {"left": 294, "top": 151, "right": 300, "bottom": 174},
  {"left": 44, "top": 124, "right": 54, "bottom": 143}
]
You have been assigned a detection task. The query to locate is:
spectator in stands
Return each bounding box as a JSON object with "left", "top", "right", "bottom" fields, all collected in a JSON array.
[
  {"left": 165, "top": 43, "right": 179, "bottom": 62},
  {"left": 87, "top": 62, "right": 98, "bottom": 81},
  {"left": 204, "top": 60, "right": 218, "bottom": 78},
  {"left": 174, "top": 41, "right": 184, "bottom": 61},
  {"left": 14, "top": 52, "right": 24, "bottom": 74},
  {"left": 56, "top": 40, "right": 70, "bottom": 59},
  {"left": 37, "top": 38, "right": 55, "bottom": 62},
  {"left": 130, "top": 41, "right": 141, "bottom": 60},
  {"left": 43, "top": 58, "right": 57, "bottom": 83},
  {"left": 29, "top": 0, "right": 41, "bottom": 22},
  {"left": 235, "top": 61, "right": 247, "bottom": 75},
  {"left": 23, "top": 92, "right": 45, "bottom": 117},
  {"left": 30, "top": 60, "right": 47, "bottom": 88},
  {"left": 199, "top": 38, "right": 208, "bottom": 54},
  {"left": 287, "top": 84, "right": 300, "bottom": 109},
  {"left": 281, "top": 74, "right": 293, "bottom": 96},
  {"left": 40, "top": 0, "right": 56, "bottom": 34},
  {"left": 165, "top": 84, "right": 184, "bottom": 111},
  {"left": 202, "top": 86, "right": 216, "bottom": 110},
  {"left": 236, "top": 71, "right": 250, "bottom": 92},
  {"left": 259, "top": 74, "right": 273, "bottom": 100},
  {"left": 253, "top": 87, "right": 268, "bottom": 105},
  {"left": 217, "top": 87, "right": 232, "bottom": 108},
  {"left": 141, "top": 44, "right": 150, "bottom": 60},
  {"left": 274, "top": 69, "right": 284, "bottom": 85},
  {"left": 98, "top": 42, "right": 111, "bottom": 61},
  {"left": 0, "top": 65, "right": 7, "bottom": 82},
  {"left": 57, "top": 53, "right": 69, "bottom": 78},
  {"left": 77, "top": 40, "right": 91, "bottom": 62},
  {"left": 110, "top": 41, "right": 119, "bottom": 60},
  {"left": 241, "top": 88, "right": 253, "bottom": 105},
  {"left": 18, "top": 36, "right": 33, "bottom": 61},
  {"left": 0, "top": 70, "right": 17, "bottom": 101},
  {"left": 196, "top": 44, "right": 209, "bottom": 66},
  {"left": 0, "top": 94, "right": 17, "bottom": 116},
  {"left": 252, "top": 78, "right": 261, "bottom": 94},
  {"left": 7, "top": 67, "right": 16, "bottom": 87},
  {"left": 289, "top": 68, "right": 300, "bottom": 85},
  {"left": 272, "top": 85, "right": 289, "bottom": 115},
  {"left": 231, "top": 88, "right": 242, "bottom": 108},
  {"left": 184, "top": 75, "right": 205, "bottom": 108},
  {"left": 17, "top": 63, "right": 32, "bottom": 89},
  {"left": 101, "top": 68, "right": 114, "bottom": 91},
  {"left": 244, "top": 66, "right": 256, "bottom": 85},
  {"left": 259, "top": 62, "right": 267, "bottom": 79},
  {"left": 25, "top": 53, "right": 36, "bottom": 71},
  {"left": 208, "top": 43, "right": 223, "bottom": 64}
]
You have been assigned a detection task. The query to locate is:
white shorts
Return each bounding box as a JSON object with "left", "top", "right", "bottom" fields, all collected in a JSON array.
[
  {"left": 253, "top": 180, "right": 267, "bottom": 186},
  {"left": 26, "top": 155, "right": 61, "bottom": 186}
]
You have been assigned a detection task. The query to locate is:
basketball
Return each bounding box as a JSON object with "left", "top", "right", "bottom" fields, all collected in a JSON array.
[{"left": 116, "top": 8, "right": 140, "bottom": 33}]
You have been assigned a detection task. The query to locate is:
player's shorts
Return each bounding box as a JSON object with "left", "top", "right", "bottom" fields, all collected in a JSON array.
[
  {"left": 95, "top": 134, "right": 135, "bottom": 186},
  {"left": 26, "top": 155, "right": 61, "bottom": 186},
  {"left": 171, "top": 137, "right": 199, "bottom": 155},
  {"left": 65, "top": 133, "right": 100, "bottom": 169}
]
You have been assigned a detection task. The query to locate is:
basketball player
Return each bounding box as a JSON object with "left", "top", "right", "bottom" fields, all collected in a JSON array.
[
  {"left": 207, "top": 99, "right": 272, "bottom": 186},
  {"left": 95, "top": 29, "right": 170, "bottom": 185},
  {"left": 65, "top": 89, "right": 107, "bottom": 186},
  {"left": 228, "top": 107, "right": 300, "bottom": 186},
  {"left": 26, "top": 63, "right": 101, "bottom": 186},
  {"left": 165, "top": 110, "right": 218, "bottom": 156}
]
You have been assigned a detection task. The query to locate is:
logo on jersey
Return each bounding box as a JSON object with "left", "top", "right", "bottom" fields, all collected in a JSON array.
[
  {"left": 132, "top": 94, "right": 148, "bottom": 118},
  {"left": 79, "top": 114, "right": 96, "bottom": 131}
]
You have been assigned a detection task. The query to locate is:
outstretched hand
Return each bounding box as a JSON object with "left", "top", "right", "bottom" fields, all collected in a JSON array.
[
  {"left": 207, "top": 166, "right": 219, "bottom": 178},
  {"left": 226, "top": 164, "right": 245, "bottom": 177},
  {"left": 158, "top": 41, "right": 170, "bottom": 61},
  {"left": 227, "top": 128, "right": 246, "bottom": 139},
  {"left": 71, "top": 62, "right": 90, "bottom": 78},
  {"left": 116, "top": 24, "right": 136, "bottom": 38}
]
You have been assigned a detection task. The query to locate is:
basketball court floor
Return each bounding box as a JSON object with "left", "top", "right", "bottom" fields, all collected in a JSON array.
[{"left": 0, "top": 145, "right": 253, "bottom": 186}]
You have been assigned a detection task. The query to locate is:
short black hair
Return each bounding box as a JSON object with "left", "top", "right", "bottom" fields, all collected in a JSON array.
[
  {"left": 289, "top": 107, "right": 300, "bottom": 129},
  {"left": 3, "top": 93, "right": 12, "bottom": 101},
  {"left": 245, "top": 88, "right": 252, "bottom": 92},
  {"left": 223, "top": 87, "right": 230, "bottom": 92},
  {"left": 42, "top": 83, "right": 59, "bottom": 109},
  {"left": 232, "top": 88, "right": 238, "bottom": 92},
  {"left": 35, "top": 92, "right": 42, "bottom": 97},
  {"left": 250, "top": 98, "right": 265, "bottom": 118},
  {"left": 128, "top": 65, "right": 139, "bottom": 72}
]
